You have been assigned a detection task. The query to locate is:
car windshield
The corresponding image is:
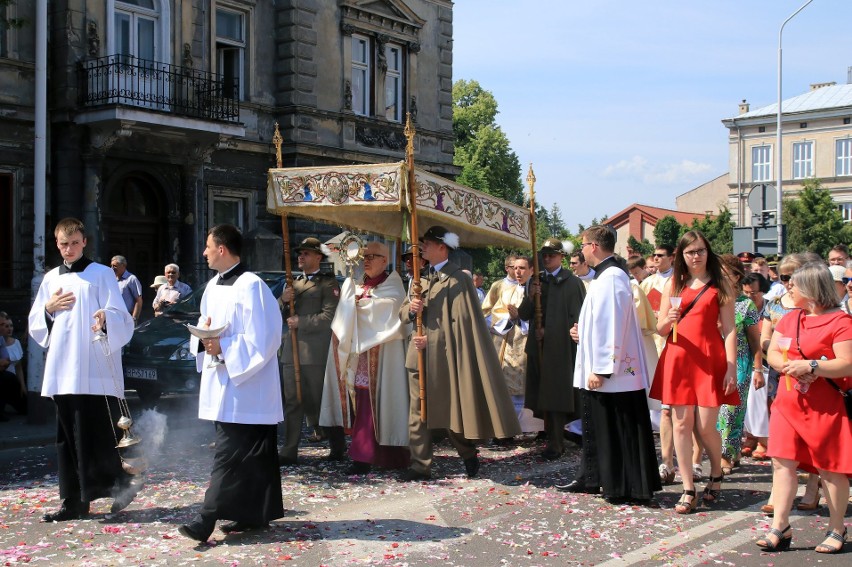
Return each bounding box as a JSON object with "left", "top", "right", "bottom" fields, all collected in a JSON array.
[{"left": 161, "top": 272, "right": 287, "bottom": 317}]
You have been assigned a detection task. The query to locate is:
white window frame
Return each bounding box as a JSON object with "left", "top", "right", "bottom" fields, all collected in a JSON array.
[
  {"left": 839, "top": 202, "right": 852, "bottom": 223},
  {"left": 384, "top": 43, "right": 403, "bottom": 122},
  {"left": 792, "top": 141, "right": 813, "bottom": 179},
  {"left": 752, "top": 145, "right": 772, "bottom": 182},
  {"left": 351, "top": 34, "right": 371, "bottom": 116},
  {"left": 215, "top": 6, "right": 246, "bottom": 101},
  {"left": 107, "top": 0, "right": 171, "bottom": 65},
  {"left": 209, "top": 187, "right": 254, "bottom": 232},
  {"left": 836, "top": 138, "right": 852, "bottom": 177}
]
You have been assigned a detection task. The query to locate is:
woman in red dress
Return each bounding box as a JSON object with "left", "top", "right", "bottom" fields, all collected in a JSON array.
[
  {"left": 758, "top": 262, "right": 852, "bottom": 554},
  {"left": 650, "top": 230, "right": 739, "bottom": 514}
]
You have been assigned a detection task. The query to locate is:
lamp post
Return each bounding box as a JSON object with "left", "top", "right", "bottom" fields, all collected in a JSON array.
[{"left": 776, "top": 0, "right": 814, "bottom": 255}]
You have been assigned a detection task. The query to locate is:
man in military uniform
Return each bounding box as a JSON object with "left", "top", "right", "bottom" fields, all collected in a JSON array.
[
  {"left": 519, "top": 238, "right": 585, "bottom": 460},
  {"left": 279, "top": 237, "right": 343, "bottom": 465}
]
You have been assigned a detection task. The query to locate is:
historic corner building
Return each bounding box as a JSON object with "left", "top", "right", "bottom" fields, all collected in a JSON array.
[{"left": 0, "top": 0, "right": 457, "bottom": 316}]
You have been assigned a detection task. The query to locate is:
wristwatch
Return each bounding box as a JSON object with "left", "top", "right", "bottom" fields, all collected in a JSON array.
[{"left": 808, "top": 360, "right": 818, "bottom": 374}]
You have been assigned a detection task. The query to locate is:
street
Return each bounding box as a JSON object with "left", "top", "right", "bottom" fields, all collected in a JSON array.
[{"left": 0, "top": 398, "right": 849, "bottom": 566}]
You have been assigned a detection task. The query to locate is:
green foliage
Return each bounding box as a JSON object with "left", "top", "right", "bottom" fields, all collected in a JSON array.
[
  {"left": 452, "top": 79, "right": 499, "bottom": 147},
  {"left": 782, "top": 179, "right": 846, "bottom": 257},
  {"left": 653, "top": 216, "right": 686, "bottom": 249},
  {"left": 627, "top": 235, "right": 654, "bottom": 257},
  {"left": 690, "top": 207, "right": 734, "bottom": 254}
]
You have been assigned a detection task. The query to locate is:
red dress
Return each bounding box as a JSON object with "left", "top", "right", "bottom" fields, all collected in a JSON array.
[
  {"left": 650, "top": 284, "right": 740, "bottom": 407},
  {"left": 768, "top": 310, "right": 852, "bottom": 474}
]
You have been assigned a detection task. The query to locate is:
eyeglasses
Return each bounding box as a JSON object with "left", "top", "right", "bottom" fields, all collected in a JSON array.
[
  {"left": 652, "top": 253, "right": 668, "bottom": 258},
  {"left": 363, "top": 254, "right": 385, "bottom": 261},
  {"left": 842, "top": 277, "right": 852, "bottom": 285},
  {"left": 580, "top": 242, "right": 594, "bottom": 248},
  {"left": 683, "top": 248, "right": 707, "bottom": 257},
  {"left": 778, "top": 274, "right": 792, "bottom": 282}
]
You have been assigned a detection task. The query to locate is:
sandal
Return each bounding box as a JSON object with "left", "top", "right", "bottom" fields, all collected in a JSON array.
[
  {"left": 760, "top": 503, "right": 774, "bottom": 516},
  {"left": 752, "top": 450, "right": 769, "bottom": 460},
  {"left": 814, "top": 528, "right": 847, "bottom": 554},
  {"left": 702, "top": 475, "right": 723, "bottom": 504},
  {"left": 674, "top": 489, "right": 697, "bottom": 514},
  {"left": 658, "top": 464, "right": 675, "bottom": 485},
  {"left": 796, "top": 486, "right": 821, "bottom": 511},
  {"left": 756, "top": 525, "right": 792, "bottom": 551}
]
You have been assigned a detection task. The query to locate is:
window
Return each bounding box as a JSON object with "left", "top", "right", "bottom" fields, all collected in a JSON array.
[
  {"left": 836, "top": 139, "right": 852, "bottom": 177},
  {"left": 752, "top": 145, "right": 772, "bottom": 182},
  {"left": 792, "top": 141, "right": 813, "bottom": 179},
  {"left": 216, "top": 8, "right": 245, "bottom": 100},
  {"left": 839, "top": 203, "right": 852, "bottom": 223},
  {"left": 351, "top": 35, "right": 371, "bottom": 116},
  {"left": 114, "top": 0, "right": 158, "bottom": 63},
  {"left": 209, "top": 187, "right": 253, "bottom": 232},
  {"left": 384, "top": 44, "right": 403, "bottom": 122}
]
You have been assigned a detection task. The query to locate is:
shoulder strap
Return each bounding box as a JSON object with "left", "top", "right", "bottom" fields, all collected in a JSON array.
[{"left": 678, "top": 283, "right": 711, "bottom": 320}]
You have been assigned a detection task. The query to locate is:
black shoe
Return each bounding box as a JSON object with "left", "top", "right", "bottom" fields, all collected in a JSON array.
[
  {"left": 325, "top": 450, "right": 346, "bottom": 462},
  {"left": 178, "top": 521, "right": 213, "bottom": 543},
  {"left": 399, "top": 468, "right": 431, "bottom": 482},
  {"left": 541, "top": 449, "right": 564, "bottom": 461},
  {"left": 491, "top": 437, "right": 514, "bottom": 447},
  {"left": 555, "top": 479, "right": 600, "bottom": 494},
  {"left": 534, "top": 431, "right": 548, "bottom": 441},
  {"left": 220, "top": 521, "right": 268, "bottom": 534},
  {"left": 278, "top": 454, "right": 299, "bottom": 467},
  {"left": 111, "top": 478, "right": 144, "bottom": 514},
  {"left": 563, "top": 431, "right": 582, "bottom": 446},
  {"left": 42, "top": 500, "right": 90, "bottom": 522},
  {"left": 464, "top": 456, "right": 480, "bottom": 478},
  {"left": 346, "top": 461, "right": 372, "bottom": 475}
]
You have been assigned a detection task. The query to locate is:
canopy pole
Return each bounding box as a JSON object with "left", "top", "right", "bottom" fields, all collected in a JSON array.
[
  {"left": 404, "top": 114, "right": 426, "bottom": 423},
  {"left": 526, "top": 164, "right": 543, "bottom": 361},
  {"left": 273, "top": 122, "right": 302, "bottom": 403}
]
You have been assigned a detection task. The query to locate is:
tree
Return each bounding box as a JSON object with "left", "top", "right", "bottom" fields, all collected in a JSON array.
[
  {"left": 653, "top": 216, "right": 686, "bottom": 249},
  {"left": 547, "top": 203, "right": 567, "bottom": 238},
  {"left": 627, "top": 235, "right": 654, "bottom": 257},
  {"left": 783, "top": 179, "right": 846, "bottom": 257},
  {"left": 690, "top": 207, "right": 734, "bottom": 254}
]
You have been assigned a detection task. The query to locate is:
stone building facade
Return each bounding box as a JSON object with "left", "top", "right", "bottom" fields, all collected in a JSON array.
[{"left": 0, "top": 0, "right": 456, "bottom": 317}]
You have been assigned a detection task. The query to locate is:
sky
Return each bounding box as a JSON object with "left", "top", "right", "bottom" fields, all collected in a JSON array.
[{"left": 451, "top": 0, "right": 852, "bottom": 232}]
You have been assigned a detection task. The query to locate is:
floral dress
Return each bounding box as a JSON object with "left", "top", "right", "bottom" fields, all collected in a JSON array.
[{"left": 717, "top": 295, "right": 759, "bottom": 460}]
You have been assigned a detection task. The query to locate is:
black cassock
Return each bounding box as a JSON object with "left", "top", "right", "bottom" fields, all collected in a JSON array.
[
  {"left": 198, "top": 421, "right": 284, "bottom": 525},
  {"left": 54, "top": 394, "right": 133, "bottom": 503}
]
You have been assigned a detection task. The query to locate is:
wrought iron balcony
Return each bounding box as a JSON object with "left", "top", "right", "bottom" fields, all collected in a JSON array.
[{"left": 78, "top": 55, "right": 240, "bottom": 123}]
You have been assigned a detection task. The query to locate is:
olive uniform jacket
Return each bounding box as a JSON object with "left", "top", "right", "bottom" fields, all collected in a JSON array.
[{"left": 280, "top": 272, "right": 340, "bottom": 365}]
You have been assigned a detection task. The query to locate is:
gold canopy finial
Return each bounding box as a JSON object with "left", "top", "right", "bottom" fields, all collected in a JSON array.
[
  {"left": 272, "top": 122, "right": 283, "bottom": 168},
  {"left": 403, "top": 113, "right": 415, "bottom": 158},
  {"left": 526, "top": 163, "right": 536, "bottom": 189}
]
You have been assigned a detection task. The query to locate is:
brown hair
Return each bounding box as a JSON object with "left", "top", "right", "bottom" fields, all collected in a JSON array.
[
  {"left": 672, "top": 230, "right": 733, "bottom": 305},
  {"left": 54, "top": 217, "right": 86, "bottom": 238}
]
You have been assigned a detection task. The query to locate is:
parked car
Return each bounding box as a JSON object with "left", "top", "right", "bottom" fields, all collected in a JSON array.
[{"left": 122, "top": 271, "right": 289, "bottom": 404}]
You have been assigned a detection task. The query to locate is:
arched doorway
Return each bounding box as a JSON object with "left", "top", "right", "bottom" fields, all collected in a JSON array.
[{"left": 103, "top": 172, "right": 166, "bottom": 320}]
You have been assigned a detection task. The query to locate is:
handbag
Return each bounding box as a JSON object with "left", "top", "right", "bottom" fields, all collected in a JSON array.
[{"left": 794, "top": 310, "right": 852, "bottom": 419}]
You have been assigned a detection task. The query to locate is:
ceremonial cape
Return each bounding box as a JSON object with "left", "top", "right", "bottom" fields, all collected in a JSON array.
[
  {"left": 406, "top": 261, "right": 520, "bottom": 439},
  {"left": 319, "top": 271, "right": 409, "bottom": 446},
  {"left": 29, "top": 262, "right": 134, "bottom": 397},
  {"left": 192, "top": 272, "right": 283, "bottom": 424}
]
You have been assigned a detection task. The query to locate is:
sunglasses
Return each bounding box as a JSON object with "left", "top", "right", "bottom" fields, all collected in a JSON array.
[
  {"left": 779, "top": 274, "right": 792, "bottom": 282},
  {"left": 843, "top": 277, "right": 852, "bottom": 285}
]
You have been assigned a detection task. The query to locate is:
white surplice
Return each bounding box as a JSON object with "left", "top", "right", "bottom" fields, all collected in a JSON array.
[
  {"left": 29, "top": 262, "right": 134, "bottom": 398},
  {"left": 190, "top": 273, "right": 283, "bottom": 425},
  {"left": 319, "top": 271, "right": 409, "bottom": 446},
  {"left": 573, "top": 265, "right": 650, "bottom": 393}
]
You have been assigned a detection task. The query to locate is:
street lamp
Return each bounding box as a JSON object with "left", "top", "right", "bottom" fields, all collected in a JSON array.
[{"left": 776, "top": 0, "right": 814, "bottom": 255}]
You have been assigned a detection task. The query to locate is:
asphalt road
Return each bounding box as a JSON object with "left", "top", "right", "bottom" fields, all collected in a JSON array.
[{"left": 0, "top": 399, "right": 849, "bottom": 566}]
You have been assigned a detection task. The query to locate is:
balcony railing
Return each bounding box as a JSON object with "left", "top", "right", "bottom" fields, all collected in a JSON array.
[{"left": 78, "top": 55, "right": 240, "bottom": 123}]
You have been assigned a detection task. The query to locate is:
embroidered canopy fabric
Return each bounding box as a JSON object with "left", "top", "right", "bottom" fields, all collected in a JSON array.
[{"left": 266, "top": 162, "right": 531, "bottom": 249}]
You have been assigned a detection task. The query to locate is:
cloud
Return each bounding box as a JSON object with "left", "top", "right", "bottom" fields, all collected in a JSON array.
[{"left": 602, "top": 156, "right": 712, "bottom": 186}]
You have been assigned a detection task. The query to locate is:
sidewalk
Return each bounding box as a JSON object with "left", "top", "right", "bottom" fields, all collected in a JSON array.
[{"left": 0, "top": 412, "right": 54, "bottom": 451}]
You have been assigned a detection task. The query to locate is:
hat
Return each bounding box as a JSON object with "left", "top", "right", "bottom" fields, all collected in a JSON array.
[
  {"left": 828, "top": 265, "right": 846, "bottom": 282},
  {"left": 420, "top": 226, "right": 460, "bottom": 249},
  {"left": 540, "top": 238, "right": 572, "bottom": 256},
  {"left": 150, "top": 275, "right": 168, "bottom": 288},
  {"left": 765, "top": 254, "right": 780, "bottom": 267},
  {"left": 296, "top": 237, "right": 331, "bottom": 258},
  {"left": 736, "top": 251, "right": 755, "bottom": 263}
]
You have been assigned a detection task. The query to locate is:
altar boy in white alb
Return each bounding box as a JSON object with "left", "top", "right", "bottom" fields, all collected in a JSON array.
[
  {"left": 178, "top": 224, "right": 284, "bottom": 543},
  {"left": 561, "top": 225, "right": 660, "bottom": 502},
  {"left": 29, "top": 218, "right": 137, "bottom": 522}
]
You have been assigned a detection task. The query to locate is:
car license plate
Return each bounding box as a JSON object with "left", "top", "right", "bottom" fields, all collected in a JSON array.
[{"left": 125, "top": 367, "right": 157, "bottom": 380}]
